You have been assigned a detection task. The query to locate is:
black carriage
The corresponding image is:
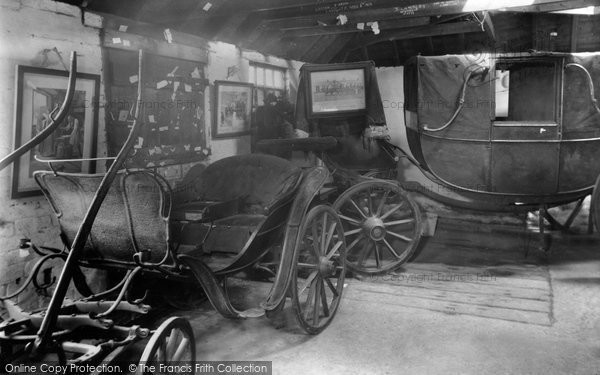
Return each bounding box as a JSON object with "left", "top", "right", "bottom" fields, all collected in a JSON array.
[
  {"left": 259, "top": 52, "right": 600, "bottom": 275},
  {"left": 0, "top": 52, "right": 347, "bottom": 369}
]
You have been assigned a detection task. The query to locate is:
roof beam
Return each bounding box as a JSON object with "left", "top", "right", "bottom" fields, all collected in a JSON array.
[
  {"left": 494, "top": 0, "right": 600, "bottom": 13},
  {"left": 355, "top": 20, "right": 482, "bottom": 49},
  {"left": 282, "top": 17, "right": 430, "bottom": 38}
]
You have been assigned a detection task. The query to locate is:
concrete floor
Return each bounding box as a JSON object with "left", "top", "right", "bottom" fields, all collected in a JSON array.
[{"left": 162, "top": 217, "right": 600, "bottom": 375}]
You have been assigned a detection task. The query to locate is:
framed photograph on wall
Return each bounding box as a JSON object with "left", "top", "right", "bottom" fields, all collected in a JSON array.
[
  {"left": 213, "top": 81, "right": 253, "bottom": 138},
  {"left": 12, "top": 66, "right": 100, "bottom": 198},
  {"left": 303, "top": 62, "right": 369, "bottom": 118}
]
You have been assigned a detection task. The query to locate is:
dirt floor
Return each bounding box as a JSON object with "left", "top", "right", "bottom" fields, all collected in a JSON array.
[{"left": 152, "top": 211, "right": 600, "bottom": 375}]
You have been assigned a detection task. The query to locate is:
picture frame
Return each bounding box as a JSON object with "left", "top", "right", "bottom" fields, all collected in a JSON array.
[
  {"left": 213, "top": 80, "right": 253, "bottom": 138},
  {"left": 12, "top": 66, "right": 100, "bottom": 198},
  {"left": 303, "top": 62, "right": 370, "bottom": 118}
]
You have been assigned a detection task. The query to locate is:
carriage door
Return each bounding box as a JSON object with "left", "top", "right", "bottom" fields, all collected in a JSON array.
[{"left": 490, "top": 57, "right": 562, "bottom": 195}]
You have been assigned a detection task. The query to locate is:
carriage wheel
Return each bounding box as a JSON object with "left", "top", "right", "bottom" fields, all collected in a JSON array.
[
  {"left": 137, "top": 317, "right": 195, "bottom": 374},
  {"left": 334, "top": 180, "right": 422, "bottom": 275},
  {"left": 292, "top": 205, "right": 346, "bottom": 335}
]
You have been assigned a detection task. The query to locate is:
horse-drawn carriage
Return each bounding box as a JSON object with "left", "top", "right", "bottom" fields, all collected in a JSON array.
[
  {"left": 259, "top": 51, "right": 600, "bottom": 275},
  {"left": 0, "top": 52, "right": 347, "bottom": 369}
]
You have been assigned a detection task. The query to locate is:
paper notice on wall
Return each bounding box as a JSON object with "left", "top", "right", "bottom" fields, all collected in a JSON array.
[
  {"left": 203, "top": 2, "right": 212, "bottom": 11},
  {"left": 157, "top": 80, "right": 168, "bottom": 89},
  {"left": 191, "top": 67, "right": 201, "bottom": 79},
  {"left": 118, "top": 110, "right": 129, "bottom": 122},
  {"left": 112, "top": 37, "right": 122, "bottom": 44},
  {"left": 123, "top": 40, "right": 131, "bottom": 47},
  {"left": 149, "top": 115, "right": 156, "bottom": 123},
  {"left": 159, "top": 126, "right": 169, "bottom": 132},
  {"left": 164, "top": 28, "right": 173, "bottom": 44},
  {"left": 119, "top": 25, "right": 129, "bottom": 32},
  {"left": 184, "top": 83, "right": 192, "bottom": 92},
  {"left": 129, "top": 75, "right": 138, "bottom": 84}
]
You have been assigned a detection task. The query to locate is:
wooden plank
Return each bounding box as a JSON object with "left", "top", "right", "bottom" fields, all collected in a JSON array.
[
  {"left": 344, "top": 289, "right": 552, "bottom": 326},
  {"left": 348, "top": 280, "right": 550, "bottom": 313},
  {"left": 103, "top": 29, "right": 209, "bottom": 62}
]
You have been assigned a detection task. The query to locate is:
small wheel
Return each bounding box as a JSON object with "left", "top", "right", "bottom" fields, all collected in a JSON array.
[
  {"left": 137, "top": 317, "right": 195, "bottom": 373},
  {"left": 291, "top": 205, "right": 346, "bottom": 335},
  {"left": 334, "top": 180, "right": 422, "bottom": 275}
]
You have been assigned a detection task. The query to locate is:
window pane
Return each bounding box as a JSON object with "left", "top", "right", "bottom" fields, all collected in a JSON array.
[
  {"left": 265, "top": 68, "right": 274, "bottom": 87},
  {"left": 274, "top": 70, "right": 284, "bottom": 89},
  {"left": 249, "top": 65, "right": 255, "bottom": 84},
  {"left": 257, "top": 67, "right": 265, "bottom": 86}
]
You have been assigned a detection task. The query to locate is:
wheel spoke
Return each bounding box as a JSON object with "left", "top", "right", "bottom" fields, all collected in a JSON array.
[
  {"left": 304, "top": 277, "right": 317, "bottom": 320},
  {"left": 344, "top": 228, "right": 362, "bottom": 236},
  {"left": 380, "top": 202, "right": 405, "bottom": 220},
  {"left": 367, "top": 188, "right": 374, "bottom": 216},
  {"left": 325, "top": 277, "right": 339, "bottom": 297},
  {"left": 324, "top": 221, "right": 337, "bottom": 252},
  {"left": 346, "top": 235, "right": 364, "bottom": 253},
  {"left": 358, "top": 241, "right": 374, "bottom": 267},
  {"left": 311, "top": 221, "right": 321, "bottom": 256},
  {"left": 312, "top": 278, "right": 321, "bottom": 325},
  {"left": 297, "top": 262, "right": 318, "bottom": 269},
  {"left": 384, "top": 218, "right": 414, "bottom": 226},
  {"left": 326, "top": 240, "right": 343, "bottom": 260},
  {"left": 166, "top": 330, "right": 180, "bottom": 359},
  {"left": 156, "top": 339, "right": 166, "bottom": 362},
  {"left": 387, "top": 230, "right": 413, "bottom": 242},
  {"left": 299, "top": 271, "right": 318, "bottom": 296},
  {"left": 383, "top": 238, "right": 401, "bottom": 259},
  {"left": 172, "top": 338, "right": 190, "bottom": 362},
  {"left": 321, "top": 213, "right": 328, "bottom": 252},
  {"left": 373, "top": 243, "right": 381, "bottom": 268},
  {"left": 350, "top": 198, "right": 368, "bottom": 219},
  {"left": 339, "top": 214, "right": 361, "bottom": 226},
  {"left": 320, "top": 280, "right": 330, "bottom": 317},
  {"left": 376, "top": 189, "right": 391, "bottom": 216}
]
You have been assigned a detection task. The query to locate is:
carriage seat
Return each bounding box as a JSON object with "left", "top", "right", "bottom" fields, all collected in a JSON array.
[
  {"left": 34, "top": 170, "right": 171, "bottom": 264},
  {"left": 172, "top": 154, "right": 303, "bottom": 254}
]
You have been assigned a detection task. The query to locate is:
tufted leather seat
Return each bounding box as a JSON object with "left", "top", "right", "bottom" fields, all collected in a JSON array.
[{"left": 172, "top": 154, "right": 303, "bottom": 255}]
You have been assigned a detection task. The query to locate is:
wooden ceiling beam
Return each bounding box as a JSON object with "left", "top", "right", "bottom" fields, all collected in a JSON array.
[
  {"left": 251, "top": 0, "right": 588, "bottom": 20},
  {"left": 355, "top": 21, "right": 482, "bottom": 49},
  {"left": 493, "top": 0, "right": 600, "bottom": 13},
  {"left": 281, "top": 17, "right": 430, "bottom": 38}
]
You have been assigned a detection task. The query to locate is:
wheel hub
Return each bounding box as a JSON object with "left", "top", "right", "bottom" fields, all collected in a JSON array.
[
  {"left": 318, "top": 256, "right": 336, "bottom": 277},
  {"left": 362, "top": 217, "right": 386, "bottom": 241}
]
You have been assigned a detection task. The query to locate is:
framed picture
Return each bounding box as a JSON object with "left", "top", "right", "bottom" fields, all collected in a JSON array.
[
  {"left": 12, "top": 66, "right": 100, "bottom": 198},
  {"left": 213, "top": 81, "right": 253, "bottom": 138},
  {"left": 303, "top": 62, "right": 369, "bottom": 118}
]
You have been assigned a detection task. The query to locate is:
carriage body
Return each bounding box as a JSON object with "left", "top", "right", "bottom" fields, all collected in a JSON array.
[{"left": 403, "top": 52, "right": 600, "bottom": 210}]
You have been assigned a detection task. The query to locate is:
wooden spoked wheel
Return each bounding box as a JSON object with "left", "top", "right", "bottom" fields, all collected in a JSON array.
[
  {"left": 137, "top": 317, "right": 195, "bottom": 373},
  {"left": 334, "top": 180, "right": 422, "bottom": 275},
  {"left": 292, "top": 205, "right": 346, "bottom": 335}
]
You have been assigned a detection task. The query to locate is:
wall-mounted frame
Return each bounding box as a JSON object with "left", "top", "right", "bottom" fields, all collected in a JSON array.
[
  {"left": 213, "top": 80, "right": 253, "bottom": 138},
  {"left": 303, "top": 62, "right": 369, "bottom": 118},
  {"left": 12, "top": 66, "right": 100, "bottom": 198}
]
